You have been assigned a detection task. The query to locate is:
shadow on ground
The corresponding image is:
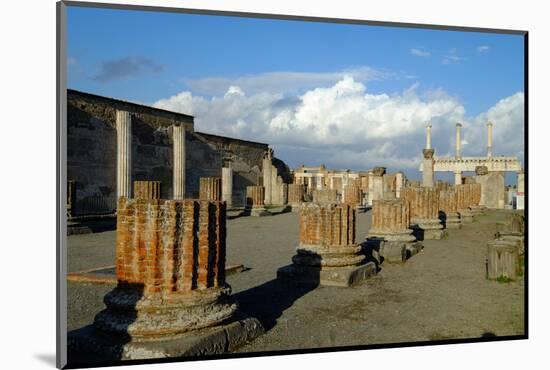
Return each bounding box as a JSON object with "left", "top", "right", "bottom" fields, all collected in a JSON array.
[{"left": 234, "top": 275, "right": 318, "bottom": 331}]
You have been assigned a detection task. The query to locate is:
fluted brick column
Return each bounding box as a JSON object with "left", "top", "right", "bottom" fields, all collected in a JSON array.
[
  {"left": 278, "top": 203, "right": 375, "bottom": 287},
  {"left": 455, "top": 184, "right": 474, "bottom": 223},
  {"left": 116, "top": 110, "right": 132, "bottom": 198},
  {"left": 199, "top": 177, "right": 222, "bottom": 201},
  {"left": 246, "top": 186, "right": 270, "bottom": 216},
  {"left": 343, "top": 185, "right": 363, "bottom": 208},
  {"left": 422, "top": 148, "right": 435, "bottom": 188},
  {"left": 438, "top": 190, "right": 461, "bottom": 229},
  {"left": 94, "top": 198, "right": 235, "bottom": 339},
  {"left": 288, "top": 184, "right": 305, "bottom": 212},
  {"left": 365, "top": 199, "right": 422, "bottom": 263},
  {"left": 67, "top": 197, "right": 265, "bottom": 359},
  {"left": 402, "top": 187, "right": 446, "bottom": 239},
  {"left": 468, "top": 183, "right": 485, "bottom": 215},
  {"left": 133, "top": 181, "right": 161, "bottom": 200}
]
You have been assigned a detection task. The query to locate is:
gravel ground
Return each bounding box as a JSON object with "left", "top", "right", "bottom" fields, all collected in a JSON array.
[{"left": 67, "top": 208, "right": 525, "bottom": 353}]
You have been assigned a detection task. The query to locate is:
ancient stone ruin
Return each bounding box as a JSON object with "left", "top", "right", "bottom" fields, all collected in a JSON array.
[
  {"left": 487, "top": 239, "right": 520, "bottom": 281},
  {"left": 402, "top": 187, "right": 447, "bottom": 240},
  {"left": 277, "top": 203, "right": 376, "bottom": 287},
  {"left": 343, "top": 184, "right": 365, "bottom": 211},
  {"left": 68, "top": 197, "right": 263, "bottom": 359},
  {"left": 365, "top": 199, "right": 423, "bottom": 263},
  {"left": 246, "top": 186, "right": 270, "bottom": 217},
  {"left": 438, "top": 189, "right": 461, "bottom": 229}
]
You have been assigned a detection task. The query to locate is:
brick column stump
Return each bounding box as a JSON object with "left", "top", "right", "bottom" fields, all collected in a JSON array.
[
  {"left": 402, "top": 187, "right": 447, "bottom": 240},
  {"left": 438, "top": 189, "right": 462, "bottom": 229},
  {"left": 467, "top": 183, "right": 485, "bottom": 215},
  {"left": 288, "top": 184, "right": 305, "bottom": 212},
  {"left": 455, "top": 184, "right": 474, "bottom": 223},
  {"left": 68, "top": 197, "right": 264, "bottom": 360},
  {"left": 277, "top": 203, "right": 376, "bottom": 287},
  {"left": 133, "top": 181, "right": 161, "bottom": 200},
  {"left": 246, "top": 186, "right": 270, "bottom": 216},
  {"left": 366, "top": 199, "right": 423, "bottom": 264},
  {"left": 199, "top": 177, "right": 222, "bottom": 201},
  {"left": 343, "top": 185, "right": 366, "bottom": 212}
]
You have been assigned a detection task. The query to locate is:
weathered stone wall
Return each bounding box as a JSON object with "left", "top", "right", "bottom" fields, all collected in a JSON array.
[
  {"left": 116, "top": 197, "right": 226, "bottom": 294},
  {"left": 133, "top": 181, "right": 161, "bottom": 200},
  {"left": 455, "top": 183, "right": 481, "bottom": 209},
  {"left": 299, "top": 203, "right": 356, "bottom": 247},
  {"left": 312, "top": 189, "right": 339, "bottom": 204},
  {"left": 475, "top": 172, "right": 505, "bottom": 209}
]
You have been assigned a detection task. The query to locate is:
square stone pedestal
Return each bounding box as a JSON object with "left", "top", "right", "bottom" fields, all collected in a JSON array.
[
  {"left": 277, "top": 262, "right": 376, "bottom": 288},
  {"left": 68, "top": 314, "right": 264, "bottom": 363}
]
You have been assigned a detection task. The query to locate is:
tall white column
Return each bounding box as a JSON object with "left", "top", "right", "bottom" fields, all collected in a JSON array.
[
  {"left": 425, "top": 123, "right": 432, "bottom": 149},
  {"left": 173, "top": 125, "right": 186, "bottom": 200},
  {"left": 222, "top": 166, "right": 233, "bottom": 208},
  {"left": 455, "top": 123, "right": 462, "bottom": 159},
  {"left": 487, "top": 122, "right": 493, "bottom": 157},
  {"left": 262, "top": 153, "right": 273, "bottom": 204},
  {"left": 116, "top": 110, "right": 132, "bottom": 198}
]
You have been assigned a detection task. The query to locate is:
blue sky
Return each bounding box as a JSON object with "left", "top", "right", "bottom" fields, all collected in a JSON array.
[{"left": 67, "top": 6, "right": 525, "bottom": 182}]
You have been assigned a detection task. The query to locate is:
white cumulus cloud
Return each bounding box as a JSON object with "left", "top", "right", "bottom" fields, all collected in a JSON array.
[{"left": 153, "top": 77, "right": 524, "bottom": 177}]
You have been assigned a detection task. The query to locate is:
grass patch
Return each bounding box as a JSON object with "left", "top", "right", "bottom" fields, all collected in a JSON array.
[{"left": 496, "top": 275, "right": 514, "bottom": 283}]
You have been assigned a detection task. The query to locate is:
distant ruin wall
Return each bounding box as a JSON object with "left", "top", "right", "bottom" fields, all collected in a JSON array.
[{"left": 67, "top": 89, "right": 272, "bottom": 214}]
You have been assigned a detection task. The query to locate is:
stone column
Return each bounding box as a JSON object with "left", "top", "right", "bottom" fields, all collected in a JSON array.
[
  {"left": 366, "top": 199, "right": 422, "bottom": 263},
  {"left": 516, "top": 170, "right": 525, "bottom": 210},
  {"left": 221, "top": 167, "right": 233, "bottom": 208},
  {"left": 487, "top": 122, "right": 493, "bottom": 157},
  {"left": 371, "top": 167, "right": 385, "bottom": 203},
  {"left": 438, "top": 189, "right": 461, "bottom": 229},
  {"left": 454, "top": 170, "right": 462, "bottom": 185},
  {"left": 262, "top": 149, "right": 273, "bottom": 205},
  {"left": 172, "top": 125, "right": 186, "bottom": 200},
  {"left": 69, "top": 197, "right": 263, "bottom": 359},
  {"left": 422, "top": 148, "right": 435, "bottom": 188},
  {"left": 402, "top": 187, "right": 446, "bottom": 239},
  {"left": 199, "top": 177, "right": 222, "bottom": 201},
  {"left": 133, "top": 181, "right": 161, "bottom": 200},
  {"left": 288, "top": 184, "right": 305, "bottom": 212},
  {"left": 468, "top": 183, "right": 484, "bottom": 215},
  {"left": 395, "top": 172, "right": 404, "bottom": 198},
  {"left": 277, "top": 203, "right": 375, "bottom": 287},
  {"left": 116, "top": 110, "right": 132, "bottom": 199},
  {"left": 455, "top": 123, "right": 462, "bottom": 159},
  {"left": 246, "top": 186, "right": 270, "bottom": 216}
]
